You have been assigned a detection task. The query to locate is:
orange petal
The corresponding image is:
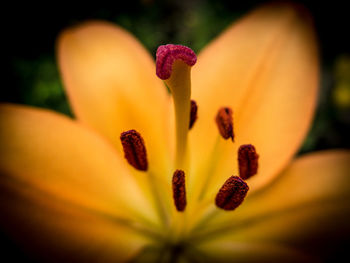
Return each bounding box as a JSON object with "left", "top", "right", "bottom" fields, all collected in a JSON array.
[
  {"left": 198, "top": 150, "right": 350, "bottom": 259},
  {"left": 0, "top": 104, "right": 158, "bottom": 225},
  {"left": 0, "top": 176, "right": 152, "bottom": 262},
  {"left": 57, "top": 21, "right": 171, "bottom": 175},
  {"left": 189, "top": 3, "right": 319, "bottom": 196}
]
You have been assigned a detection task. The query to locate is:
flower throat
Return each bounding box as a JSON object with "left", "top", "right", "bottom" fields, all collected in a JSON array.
[{"left": 120, "top": 44, "right": 259, "bottom": 214}]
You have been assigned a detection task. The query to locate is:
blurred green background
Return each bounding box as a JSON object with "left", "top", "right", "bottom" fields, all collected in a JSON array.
[{"left": 2, "top": 0, "right": 350, "bottom": 154}]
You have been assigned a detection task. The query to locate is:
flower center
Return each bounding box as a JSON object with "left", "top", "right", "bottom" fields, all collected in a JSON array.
[{"left": 119, "top": 44, "right": 259, "bottom": 246}]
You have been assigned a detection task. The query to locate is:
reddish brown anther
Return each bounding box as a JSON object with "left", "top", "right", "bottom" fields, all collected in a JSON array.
[
  {"left": 120, "top": 130, "right": 148, "bottom": 171},
  {"left": 172, "top": 170, "right": 187, "bottom": 212},
  {"left": 215, "top": 107, "right": 234, "bottom": 140},
  {"left": 215, "top": 176, "right": 249, "bottom": 211},
  {"left": 189, "top": 100, "right": 198, "bottom": 129},
  {"left": 156, "top": 44, "right": 197, "bottom": 80},
  {"left": 238, "top": 144, "right": 259, "bottom": 180}
]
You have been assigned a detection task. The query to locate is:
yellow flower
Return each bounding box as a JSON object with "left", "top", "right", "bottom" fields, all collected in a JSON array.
[{"left": 0, "top": 3, "right": 349, "bottom": 262}]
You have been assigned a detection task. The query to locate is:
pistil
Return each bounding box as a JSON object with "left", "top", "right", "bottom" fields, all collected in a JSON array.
[{"left": 156, "top": 44, "right": 197, "bottom": 169}]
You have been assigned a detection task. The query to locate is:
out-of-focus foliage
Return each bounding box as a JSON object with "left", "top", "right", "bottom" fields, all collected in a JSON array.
[
  {"left": 333, "top": 55, "right": 350, "bottom": 109},
  {"left": 13, "top": 57, "right": 71, "bottom": 116}
]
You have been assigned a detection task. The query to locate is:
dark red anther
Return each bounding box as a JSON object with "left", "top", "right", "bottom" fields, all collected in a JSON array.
[
  {"left": 215, "top": 107, "right": 234, "bottom": 140},
  {"left": 172, "top": 170, "right": 187, "bottom": 212},
  {"left": 156, "top": 44, "right": 197, "bottom": 80},
  {"left": 189, "top": 100, "right": 198, "bottom": 129},
  {"left": 238, "top": 144, "right": 259, "bottom": 180},
  {"left": 120, "top": 130, "right": 148, "bottom": 171},
  {"left": 215, "top": 176, "right": 249, "bottom": 211}
]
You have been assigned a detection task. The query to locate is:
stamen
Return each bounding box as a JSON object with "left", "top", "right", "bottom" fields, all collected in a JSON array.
[
  {"left": 238, "top": 144, "right": 259, "bottom": 180},
  {"left": 172, "top": 170, "right": 187, "bottom": 212},
  {"left": 156, "top": 44, "right": 197, "bottom": 80},
  {"left": 215, "top": 176, "right": 249, "bottom": 211},
  {"left": 120, "top": 130, "right": 148, "bottom": 171},
  {"left": 189, "top": 100, "right": 198, "bottom": 129},
  {"left": 215, "top": 107, "right": 234, "bottom": 141},
  {"left": 156, "top": 44, "right": 197, "bottom": 169}
]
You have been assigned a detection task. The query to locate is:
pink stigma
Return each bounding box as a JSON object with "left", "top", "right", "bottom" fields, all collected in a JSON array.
[{"left": 156, "top": 44, "right": 197, "bottom": 80}]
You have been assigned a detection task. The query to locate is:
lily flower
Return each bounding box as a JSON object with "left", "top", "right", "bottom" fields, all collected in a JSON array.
[{"left": 1, "top": 3, "right": 349, "bottom": 262}]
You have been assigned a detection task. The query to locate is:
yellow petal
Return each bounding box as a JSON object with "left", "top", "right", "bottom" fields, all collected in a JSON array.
[
  {"left": 189, "top": 3, "right": 319, "bottom": 196},
  {"left": 0, "top": 176, "right": 152, "bottom": 262},
  {"left": 195, "top": 150, "right": 350, "bottom": 259},
  {"left": 57, "top": 21, "right": 171, "bottom": 175},
  {"left": 0, "top": 104, "right": 158, "bottom": 225}
]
